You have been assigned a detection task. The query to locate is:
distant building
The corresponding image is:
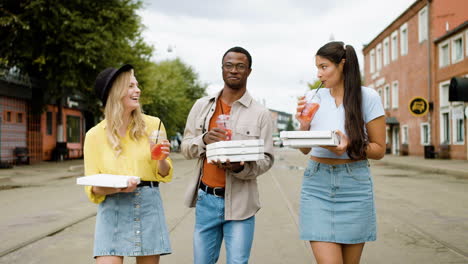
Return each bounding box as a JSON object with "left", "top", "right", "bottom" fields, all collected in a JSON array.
[
  {"left": 269, "top": 109, "right": 293, "bottom": 135},
  {"left": 363, "top": 0, "right": 467, "bottom": 160},
  {"left": 0, "top": 67, "right": 88, "bottom": 164}
]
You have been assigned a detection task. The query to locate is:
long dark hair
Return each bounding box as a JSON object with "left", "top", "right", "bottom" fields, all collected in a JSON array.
[{"left": 316, "top": 41, "right": 367, "bottom": 160}]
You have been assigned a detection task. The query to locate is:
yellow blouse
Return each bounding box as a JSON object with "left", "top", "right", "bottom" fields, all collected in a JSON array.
[{"left": 84, "top": 114, "right": 173, "bottom": 204}]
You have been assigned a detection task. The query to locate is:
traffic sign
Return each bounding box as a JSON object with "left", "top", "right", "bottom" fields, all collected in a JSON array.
[{"left": 409, "top": 97, "right": 429, "bottom": 117}]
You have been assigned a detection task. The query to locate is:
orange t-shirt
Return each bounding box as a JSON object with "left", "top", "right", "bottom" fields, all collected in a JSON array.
[{"left": 202, "top": 99, "right": 231, "bottom": 188}]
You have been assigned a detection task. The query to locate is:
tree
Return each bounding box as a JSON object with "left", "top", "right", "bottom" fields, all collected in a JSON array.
[
  {"left": 141, "top": 58, "right": 207, "bottom": 137},
  {"left": 0, "top": 0, "right": 152, "bottom": 109},
  {"left": 307, "top": 79, "right": 322, "bottom": 90},
  {"left": 286, "top": 117, "right": 295, "bottom": 131}
]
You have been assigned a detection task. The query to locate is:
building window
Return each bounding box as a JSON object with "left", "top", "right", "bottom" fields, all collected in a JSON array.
[
  {"left": 420, "top": 123, "right": 430, "bottom": 145},
  {"left": 402, "top": 125, "right": 409, "bottom": 144},
  {"left": 439, "top": 40, "right": 450, "bottom": 67},
  {"left": 391, "top": 31, "right": 398, "bottom": 61},
  {"left": 392, "top": 81, "right": 399, "bottom": 109},
  {"left": 376, "top": 44, "right": 382, "bottom": 71},
  {"left": 377, "top": 88, "right": 383, "bottom": 99},
  {"left": 453, "top": 105, "right": 465, "bottom": 144},
  {"left": 418, "top": 6, "right": 428, "bottom": 42},
  {"left": 369, "top": 49, "right": 375, "bottom": 73},
  {"left": 66, "top": 115, "right": 81, "bottom": 143},
  {"left": 439, "top": 82, "right": 450, "bottom": 107},
  {"left": 5, "top": 111, "right": 12, "bottom": 122},
  {"left": 383, "top": 37, "right": 390, "bottom": 66},
  {"left": 400, "top": 23, "right": 408, "bottom": 55},
  {"left": 46, "top": 111, "right": 53, "bottom": 135},
  {"left": 17, "top": 113, "right": 23, "bottom": 123},
  {"left": 451, "top": 34, "right": 464, "bottom": 63},
  {"left": 441, "top": 111, "right": 450, "bottom": 144},
  {"left": 384, "top": 85, "right": 390, "bottom": 109}
]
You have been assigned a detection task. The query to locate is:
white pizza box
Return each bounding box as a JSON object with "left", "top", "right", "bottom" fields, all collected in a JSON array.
[
  {"left": 207, "top": 153, "right": 264, "bottom": 163},
  {"left": 76, "top": 174, "right": 141, "bottom": 188},
  {"left": 280, "top": 130, "right": 340, "bottom": 148},
  {"left": 280, "top": 130, "right": 335, "bottom": 139},
  {"left": 206, "top": 139, "right": 264, "bottom": 151},
  {"left": 207, "top": 146, "right": 264, "bottom": 157}
]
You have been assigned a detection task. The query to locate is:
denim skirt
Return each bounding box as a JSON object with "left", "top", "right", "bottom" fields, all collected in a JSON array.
[
  {"left": 299, "top": 159, "right": 376, "bottom": 244},
  {"left": 93, "top": 186, "right": 172, "bottom": 257}
]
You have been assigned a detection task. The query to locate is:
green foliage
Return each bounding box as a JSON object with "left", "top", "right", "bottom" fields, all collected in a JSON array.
[
  {"left": 141, "top": 59, "right": 207, "bottom": 137},
  {"left": 286, "top": 117, "right": 295, "bottom": 131},
  {"left": 307, "top": 79, "right": 322, "bottom": 90},
  {"left": 0, "top": 0, "right": 152, "bottom": 111}
]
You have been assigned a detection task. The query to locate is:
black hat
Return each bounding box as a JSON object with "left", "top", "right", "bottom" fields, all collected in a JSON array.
[{"left": 94, "top": 64, "right": 134, "bottom": 106}]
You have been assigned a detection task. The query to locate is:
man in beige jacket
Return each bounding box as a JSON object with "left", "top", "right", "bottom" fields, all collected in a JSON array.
[{"left": 181, "top": 46, "right": 274, "bottom": 264}]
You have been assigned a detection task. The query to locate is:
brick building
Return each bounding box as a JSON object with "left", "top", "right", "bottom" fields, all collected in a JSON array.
[
  {"left": 0, "top": 67, "right": 87, "bottom": 164},
  {"left": 363, "top": 0, "right": 468, "bottom": 160}
]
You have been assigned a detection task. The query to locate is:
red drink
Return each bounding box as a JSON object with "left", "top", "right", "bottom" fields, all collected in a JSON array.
[
  {"left": 151, "top": 143, "right": 165, "bottom": 160},
  {"left": 300, "top": 102, "right": 320, "bottom": 122}
]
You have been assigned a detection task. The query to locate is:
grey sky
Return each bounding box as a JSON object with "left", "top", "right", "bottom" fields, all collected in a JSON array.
[{"left": 139, "top": 0, "right": 415, "bottom": 114}]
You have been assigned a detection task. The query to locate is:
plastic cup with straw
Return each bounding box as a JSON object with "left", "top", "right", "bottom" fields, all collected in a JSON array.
[
  {"left": 150, "top": 121, "right": 167, "bottom": 160},
  {"left": 299, "top": 82, "right": 323, "bottom": 123}
]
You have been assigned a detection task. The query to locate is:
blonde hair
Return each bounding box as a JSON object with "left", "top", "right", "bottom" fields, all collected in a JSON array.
[{"left": 104, "top": 69, "right": 146, "bottom": 156}]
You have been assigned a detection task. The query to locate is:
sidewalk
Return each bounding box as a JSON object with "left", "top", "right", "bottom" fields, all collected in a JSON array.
[
  {"left": 0, "top": 159, "right": 84, "bottom": 187},
  {"left": 374, "top": 154, "right": 468, "bottom": 178}
]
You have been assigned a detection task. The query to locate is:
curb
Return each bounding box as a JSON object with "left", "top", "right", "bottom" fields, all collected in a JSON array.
[{"left": 375, "top": 160, "right": 468, "bottom": 179}]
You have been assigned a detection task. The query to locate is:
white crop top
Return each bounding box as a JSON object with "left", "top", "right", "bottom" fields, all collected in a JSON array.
[{"left": 307, "top": 86, "right": 385, "bottom": 159}]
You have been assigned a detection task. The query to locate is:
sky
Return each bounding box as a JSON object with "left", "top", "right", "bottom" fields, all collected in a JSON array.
[{"left": 138, "top": 0, "right": 415, "bottom": 115}]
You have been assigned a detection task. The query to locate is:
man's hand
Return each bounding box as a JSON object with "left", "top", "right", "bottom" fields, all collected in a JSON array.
[
  {"left": 320, "top": 130, "right": 348, "bottom": 156},
  {"left": 203, "top": 127, "right": 229, "bottom": 144},
  {"left": 210, "top": 159, "right": 245, "bottom": 173}
]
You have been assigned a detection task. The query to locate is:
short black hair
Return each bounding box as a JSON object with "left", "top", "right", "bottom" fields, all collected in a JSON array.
[{"left": 222, "top": 46, "right": 252, "bottom": 69}]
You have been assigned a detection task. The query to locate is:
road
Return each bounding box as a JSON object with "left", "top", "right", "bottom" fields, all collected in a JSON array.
[{"left": 0, "top": 149, "right": 467, "bottom": 263}]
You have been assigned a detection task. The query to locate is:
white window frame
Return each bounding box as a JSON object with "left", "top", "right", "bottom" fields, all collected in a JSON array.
[
  {"left": 391, "top": 31, "right": 398, "bottom": 61},
  {"left": 420, "top": 123, "right": 430, "bottom": 145},
  {"left": 376, "top": 44, "right": 382, "bottom": 71},
  {"left": 391, "top": 81, "right": 399, "bottom": 109},
  {"left": 440, "top": 110, "right": 451, "bottom": 144},
  {"left": 466, "top": 30, "right": 468, "bottom": 58},
  {"left": 438, "top": 40, "right": 450, "bottom": 68},
  {"left": 383, "top": 37, "right": 390, "bottom": 66},
  {"left": 439, "top": 81, "right": 450, "bottom": 107},
  {"left": 384, "top": 84, "right": 390, "bottom": 110},
  {"left": 418, "top": 6, "right": 428, "bottom": 43},
  {"left": 402, "top": 125, "right": 409, "bottom": 144},
  {"left": 400, "top": 23, "right": 408, "bottom": 56},
  {"left": 377, "top": 88, "right": 383, "bottom": 99},
  {"left": 451, "top": 33, "right": 464, "bottom": 64},
  {"left": 452, "top": 104, "right": 465, "bottom": 145},
  {"left": 439, "top": 81, "right": 451, "bottom": 144},
  {"left": 369, "top": 49, "right": 375, "bottom": 73}
]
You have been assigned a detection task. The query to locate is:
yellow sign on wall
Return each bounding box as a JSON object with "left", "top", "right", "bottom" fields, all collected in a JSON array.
[{"left": 409, "top": 97, "right": 429, "bottom": 116}]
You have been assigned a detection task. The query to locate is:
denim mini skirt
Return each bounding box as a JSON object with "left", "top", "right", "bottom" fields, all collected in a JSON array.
[
  {"left": 299, "top": 159, "right": 376, "bottom": 244},
  {"left": 93, "top": 186, "right": 172, "bottom": 257}
]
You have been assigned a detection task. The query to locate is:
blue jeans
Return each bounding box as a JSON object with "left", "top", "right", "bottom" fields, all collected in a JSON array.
[{"left": 194, "top": 189, "right": 255, "bottom": 264}]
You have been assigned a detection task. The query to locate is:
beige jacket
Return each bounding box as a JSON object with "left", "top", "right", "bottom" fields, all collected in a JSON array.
[{"left": 181, "top": 90, "right": 274, "bottom": 220}]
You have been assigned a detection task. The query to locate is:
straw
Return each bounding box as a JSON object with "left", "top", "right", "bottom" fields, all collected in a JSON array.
[
  {"left": 301, "top": 82, "right": 323, "bottom": 116},
  {"left": 309, "top": 82, "right": 323, "bottom": 101},
  {"left": 154, "top": 121, "right": 162, "bottom": 143}
]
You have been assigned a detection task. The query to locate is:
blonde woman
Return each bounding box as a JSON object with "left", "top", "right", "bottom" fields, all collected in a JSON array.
[{"left": 84, "top": 64, "right": 172, "bottom": 264}]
